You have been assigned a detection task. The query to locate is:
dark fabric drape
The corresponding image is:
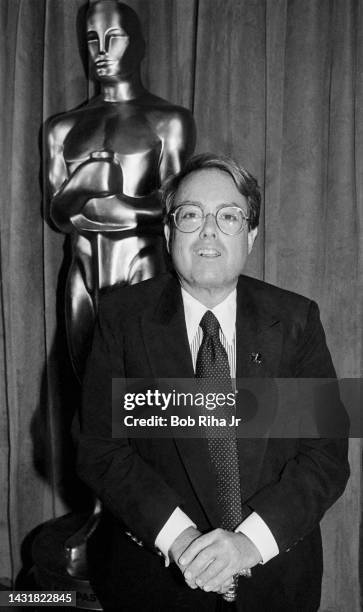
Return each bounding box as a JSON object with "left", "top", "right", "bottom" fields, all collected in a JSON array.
[{"left": 0, "top": 1, "right": 361, "bottom": 609}]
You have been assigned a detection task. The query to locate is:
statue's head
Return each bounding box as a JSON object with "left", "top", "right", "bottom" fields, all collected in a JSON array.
[{"left": 86, "top": 1, "right": 145, "bottom": 82}]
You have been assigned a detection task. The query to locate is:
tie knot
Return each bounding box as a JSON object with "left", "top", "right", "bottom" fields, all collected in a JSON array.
[{"left": 200, "top": 310, "right": 220, "bottom": 338}]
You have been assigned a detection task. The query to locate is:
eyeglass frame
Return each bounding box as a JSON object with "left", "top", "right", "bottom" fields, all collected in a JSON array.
[{"left": 167, "top": 203, "right": 250, "bottom": 235}]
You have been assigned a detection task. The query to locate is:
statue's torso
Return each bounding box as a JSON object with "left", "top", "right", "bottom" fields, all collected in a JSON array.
[
  {"left": 59, "top": 99, "right": 175, "bottom": 289},
  {"left": 64, "top": 103, "right": 163, "bottom": 199}
]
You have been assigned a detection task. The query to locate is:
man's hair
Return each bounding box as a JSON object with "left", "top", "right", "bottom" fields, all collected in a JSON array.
[{"left": 162, "top": 153, "right": 261, "bottom": 230}]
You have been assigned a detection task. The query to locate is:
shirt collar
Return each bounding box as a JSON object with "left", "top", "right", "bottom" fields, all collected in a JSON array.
[{"left": 181, "top": 287, "right": 236, "bottom": 345}]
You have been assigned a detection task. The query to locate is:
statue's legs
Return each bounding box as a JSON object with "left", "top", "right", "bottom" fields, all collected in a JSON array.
[
  {"left": 60, "top": 232, "right": 167, "bottom": 591},
  {"left": 65, "top": 231, "right": 167, "bottom": 380}
]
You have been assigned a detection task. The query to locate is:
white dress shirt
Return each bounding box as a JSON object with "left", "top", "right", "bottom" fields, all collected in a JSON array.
[{"left": 155, "top": 287, "right": 279, "bottom": 565}]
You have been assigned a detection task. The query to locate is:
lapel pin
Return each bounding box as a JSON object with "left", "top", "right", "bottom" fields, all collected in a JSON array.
[{"left": 250, "top": 352, "right": 262, "bottom": 365}]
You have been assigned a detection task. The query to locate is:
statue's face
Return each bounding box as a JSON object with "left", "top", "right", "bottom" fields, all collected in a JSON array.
[{"left": 87, "top": 1, "right": 144, "bottom": 81}]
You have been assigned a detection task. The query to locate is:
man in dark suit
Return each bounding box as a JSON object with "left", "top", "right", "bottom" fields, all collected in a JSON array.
[{"left": 78, "top": 153, "right": 349, "bottom": 611}]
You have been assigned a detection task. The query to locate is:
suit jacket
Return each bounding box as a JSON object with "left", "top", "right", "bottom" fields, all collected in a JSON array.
[{"left": 78, "top": 273, "right": 349, "bottom": 612}]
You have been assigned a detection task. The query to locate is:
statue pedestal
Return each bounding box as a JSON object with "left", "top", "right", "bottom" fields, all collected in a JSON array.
[{"left": 32, "top": 514, "right": 102, "bottom": 610}]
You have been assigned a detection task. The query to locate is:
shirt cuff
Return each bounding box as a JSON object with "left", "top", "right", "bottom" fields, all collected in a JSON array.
[
  {"left": 155, "top": 507, "right": 196, "bottom": 566},
  {"left": 235, "top": 512, "right": 279, "bottom": 564}
]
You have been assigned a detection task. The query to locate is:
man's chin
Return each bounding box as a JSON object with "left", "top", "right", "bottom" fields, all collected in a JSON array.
[{"left": 190, "top": 272, "right": 235, "bottom": 290}]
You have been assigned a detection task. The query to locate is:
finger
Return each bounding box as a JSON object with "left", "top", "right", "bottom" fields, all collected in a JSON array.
[
  {"left": 184, "top": 578, "right": 198, "bottom": 590},
  {"left": 183, "top": 535, "right": 237, "bottom": 585},
  {"left": 183, "top": 546, "right": 216, "bottom": 582},
  {"left": 184, "top": 549, "right": 215, "bottom": 581},
  {"left": 179, "top": 531, "right": 219, "bottom": 566},
  {"left": 202, "top": 567, "right": 235, "bottom": 592},
  {"left": 183, "top": 563, "right": 206, "bottom": 590},
  {"left": 218, "top": 578, "right": 235, "bottom": 595},
  {"left": 194, "top": 558, "right": 226, "bottom": 588}
]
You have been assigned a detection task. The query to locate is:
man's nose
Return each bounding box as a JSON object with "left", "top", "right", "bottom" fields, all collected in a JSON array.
[{"left": 199, "top": 213, "right": 218, "bottom": 238}]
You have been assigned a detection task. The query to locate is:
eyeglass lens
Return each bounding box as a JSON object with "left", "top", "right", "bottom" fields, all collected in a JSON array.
[{"left": 173, "top": 204, "right": 248, "bottom": 235}]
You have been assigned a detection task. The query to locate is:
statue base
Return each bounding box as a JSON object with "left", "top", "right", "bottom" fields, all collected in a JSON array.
[{"left": 32, "top": 513, "right": 102, "bottom": 610}]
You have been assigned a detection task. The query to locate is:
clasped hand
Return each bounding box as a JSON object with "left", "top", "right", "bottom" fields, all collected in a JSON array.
[{"left": 170, "top": 527, "right": 261, "bottom": 594}]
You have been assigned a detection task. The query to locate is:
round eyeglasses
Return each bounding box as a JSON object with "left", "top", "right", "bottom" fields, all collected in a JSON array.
[{"left": 169, "top": 204, "right": 249, "bottom": 235}]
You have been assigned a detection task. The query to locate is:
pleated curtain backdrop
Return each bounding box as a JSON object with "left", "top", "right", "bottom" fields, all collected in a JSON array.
[{"left": 0, "top": 1, "right": 362, "bottom": 610}]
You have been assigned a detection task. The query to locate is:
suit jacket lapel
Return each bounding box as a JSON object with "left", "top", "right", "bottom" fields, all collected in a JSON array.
[
  {"left": 141, "top": 275, "right": 220, "bottom": 527},
  {"left": 236, "top": 276, "right": 282, "bottom": 503},
  {"left": 141, "top": 275, "right": 194, "bottom": 378},
  {"left": 236, "top": 276, "right": 282, "bottom": 379}
]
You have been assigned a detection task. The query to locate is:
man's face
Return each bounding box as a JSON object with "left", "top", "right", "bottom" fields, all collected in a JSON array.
[
  {"left": 164, "top": 169, "right": 257, "bottom": 303},
  {"left": 87, "top": 1, "right": 143, "bottom": 81}
]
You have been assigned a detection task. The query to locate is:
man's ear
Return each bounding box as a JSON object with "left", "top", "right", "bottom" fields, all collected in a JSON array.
[
  {"left": 164, "top": 224, "right": 171, "bottom": 253},
  {"left": 247, "top": 227, "right": 258, "bottom": 254}
]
